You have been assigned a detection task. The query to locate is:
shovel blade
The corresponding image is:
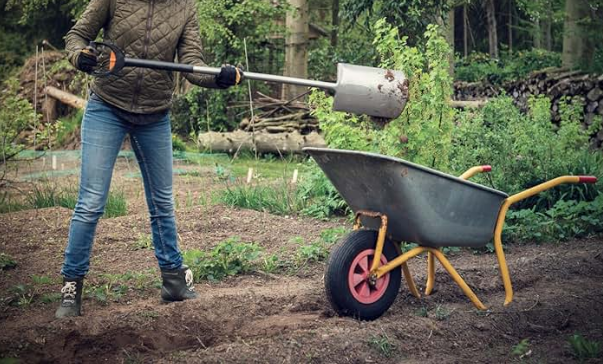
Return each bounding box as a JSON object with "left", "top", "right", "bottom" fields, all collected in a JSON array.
[{"left": 332, "top": 64, "right": 409, "bottom": 119}]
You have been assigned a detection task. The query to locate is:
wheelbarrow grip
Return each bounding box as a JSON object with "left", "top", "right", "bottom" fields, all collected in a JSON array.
[{"left": 578, "top": 176, "right": 597, "bottom": 184}]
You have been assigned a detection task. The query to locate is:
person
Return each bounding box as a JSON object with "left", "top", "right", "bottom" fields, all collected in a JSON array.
[{"left": 55, "top": 0, "right": 243, "bottom": 318}]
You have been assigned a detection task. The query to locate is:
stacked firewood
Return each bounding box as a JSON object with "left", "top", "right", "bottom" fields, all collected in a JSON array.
[
  {"left": 454, "top": 68, "right": 603, "bottom": 147},
  {"left": 235, "top": 92, "right": 319, "bottom": 134}
]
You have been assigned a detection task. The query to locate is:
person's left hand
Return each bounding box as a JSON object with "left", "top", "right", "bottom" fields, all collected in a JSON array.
[{"left": 215, "top": 65, "right": 244, "bottom": 88}]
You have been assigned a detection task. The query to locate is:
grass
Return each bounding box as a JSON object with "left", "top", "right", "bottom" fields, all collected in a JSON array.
[
  {"left": 568, "top": 334, "right": 601, "bottom": 361},
  {"left": 368, "top": 332, "right": 396, "bottom": 358},
  {"left": 219, "top": 179, "right": 306, "bottom": 216},
  {"left": 0, "top": 253, "right": 17, "bottom": 270}
]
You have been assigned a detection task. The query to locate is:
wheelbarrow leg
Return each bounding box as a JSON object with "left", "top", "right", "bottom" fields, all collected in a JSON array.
[
  {"left": 429, "top": 249, "right": 487, "bottom": 310},
  {"left": 401, "top": 262, "right": 421, "bottom": 298},
  {"left": 425, "top": 252, "right": 435, "bottom": 295}
]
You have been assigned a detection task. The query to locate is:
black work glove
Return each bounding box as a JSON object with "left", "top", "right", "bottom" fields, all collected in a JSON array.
[
  {"left": 75, "top": 46, "right": 98, "bottom": 74},
  {"left": 215, "top": 65, "right": 244, "bottom": 89}
]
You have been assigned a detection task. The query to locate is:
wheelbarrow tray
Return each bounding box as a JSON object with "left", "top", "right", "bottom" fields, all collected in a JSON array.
[{"left": 304, "top": 148, "right": 508, "bottom": 248}]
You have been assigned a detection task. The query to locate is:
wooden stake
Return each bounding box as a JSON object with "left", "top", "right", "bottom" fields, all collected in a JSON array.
[{"left": 246, "top": 168, "right": 253, "bottom": 183}]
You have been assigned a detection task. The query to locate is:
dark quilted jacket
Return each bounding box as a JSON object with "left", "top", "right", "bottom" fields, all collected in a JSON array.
[{"left": 65, "top": 0, "right": 219, "bottom": 114}]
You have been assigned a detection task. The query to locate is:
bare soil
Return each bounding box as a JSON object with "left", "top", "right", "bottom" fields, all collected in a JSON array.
[{"left": 1, "top": 160, "right": 602, "bottom": 363}]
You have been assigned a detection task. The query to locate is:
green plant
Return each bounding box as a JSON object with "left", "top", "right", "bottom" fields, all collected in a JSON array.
[
  {"left": 133, "top": 234, "right": 153, "bottom": 251},
  {"left": 568, "top": 334, "right": 601, "bottom": 361},
  {"left": 104, "top": 189, "right": 128, "bottom": 218},
  {"left": 183, "top": 237, "right": 262, "bottom": 282},
  {"left": 0, "top": 77, "right": 39, "bottom": 165},
  {"left": 294, "top": 228, "right": 347, "bottom": 267},
  {"left": 55, "top": 110, "right": 83, "bottom": 147},
  {"left": 415, "top": 307, "right": 428, "bottom": 317},
  {"left": 368, "top": 332, "right": 396, "bottom": 358},
  {"left": 434, "top": 305, "right": 451, "bottom": 321},
  {"left": 219, "top": 179, "right": 306, "bottom": 216},
  {"left": 512, "top": 338, "right": 531, "bottom": 357},
  {"left": 260, "top": 253, "right": 284, "bottom": 274},
  {"left": 8, "top": 284, "right": 35, "bottom": 307},
  {"left": 0, "top": 253, "right": 17, "bottom": 270},
  {"left": 39, "top": 292, "right": 62, "bottom": 304}
]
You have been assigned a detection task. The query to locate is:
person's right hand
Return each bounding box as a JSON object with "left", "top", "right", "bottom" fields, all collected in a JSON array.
[{"left": 75, "top": 46, "right": 98, "bottom": 74}]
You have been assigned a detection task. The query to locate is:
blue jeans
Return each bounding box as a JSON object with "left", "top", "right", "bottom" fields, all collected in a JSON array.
[{"left": 61, "top": 96, "right": 182, "bottom": 278}]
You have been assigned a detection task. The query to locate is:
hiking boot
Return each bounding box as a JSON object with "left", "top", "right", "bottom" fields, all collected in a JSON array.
[
  {"left": 55, "top": 277, "right": 83, "bottom": 318},
  {"left": 160, "top": 265, "right": 198, "bottom": 303}
]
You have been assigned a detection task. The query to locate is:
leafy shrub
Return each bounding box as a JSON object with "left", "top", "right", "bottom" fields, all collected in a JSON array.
[
  {"left": 504, "top": 193, "right": 603, "bottom": 243},
  {"left": 0, "top": 77, "right": 39, "bottom": 165},
  {"left": 183, "top": 237, "right": 262, "bottom": 282},
  {"left": 451, "top": 95, "right": 602, "bottom": 209},
  {"left": 455, "top": 49, "right": 562, "bottom": 84}
]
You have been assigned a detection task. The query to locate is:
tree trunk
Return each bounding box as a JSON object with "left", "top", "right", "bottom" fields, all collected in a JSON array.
[
  {"left": 446, "top": 4, "right": 455, "bottom": 77},
  {"left": 44, "top": 86, "right": 86, "bottom": 109},
  {"left": 463, "top": 3, "right": 468, "bottom": 57},
  {"left": 331, "top": 0, "right": 339, "bottom": 48},
  {"left": 485, "top": 0, "right": 498, "bottom": 58},
  {"left": 197, "top": 130, "right": 326, "bottom": 155},
  {"left": 544, "top": 9, "right": 552, "bottom": 51},
  {"left": 562, "top": 0, "right": 588, "bottom": 69},
  {"left": 282, "top": 0, "right": 309, "bottom": 100},
  {"left": 534, "top": 18, "right": 542, "bottom": 48},
  {"left": 507, "top": 0, "right": 512, "bottom": 52}
]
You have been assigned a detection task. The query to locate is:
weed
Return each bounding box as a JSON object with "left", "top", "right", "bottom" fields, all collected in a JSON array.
[
  {"left": 368, "top": 332, "right": 396, "bottom": 358},
  {"left": 414, "top": 307, "right": 428, "bottom": 317},
  {"left": 434, "top": 305, "right": 452, "bottom": 321},
  {"left": 104, "top": 189, "right": 128, "bottom": 218},
  {"left": 133, "top": 234, "right": 153, "bottom": 251},
  {"left": 512, "top": 338, "right": 531, "bottom": 357},
  {"left": 39, "top": 292, "right": 62, "bottom": 304},
  {"left": 261, "top": 253, "right": 283, "bottom": 274},
  {"left": 137, "top": 310, "right": 160, "bottom": 319},
  {"left": 0, "top": 253, "right": 17, "bottom": 270},
  {"left": 8, "top": 284, "right": 35, "bottom": 307},
  {"left": 219, "top": 178, "right": 306, "bottom": 216},
  {"left": 183, "top": 237, "right": 262, "bottom": 282},
  {"left": 568, "top": 334, "right": 601, "bottom": 361},
  {"left": 31, "top": 275, "right": 56, "bottom": 285}
]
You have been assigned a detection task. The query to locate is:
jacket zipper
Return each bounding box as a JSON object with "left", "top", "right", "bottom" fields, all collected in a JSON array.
[{"left": 131, "top": 0, "right": 155, "bottom": 111}]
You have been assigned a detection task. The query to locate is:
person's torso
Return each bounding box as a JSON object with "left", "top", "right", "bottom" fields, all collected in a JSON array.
[{"left": 92, "top": 0, "right": 191, "bottom": 114}]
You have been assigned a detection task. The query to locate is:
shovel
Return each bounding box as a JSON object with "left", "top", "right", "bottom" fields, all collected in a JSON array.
[{"left": 89, "top": 42, "right": 409, "bottom": 119}]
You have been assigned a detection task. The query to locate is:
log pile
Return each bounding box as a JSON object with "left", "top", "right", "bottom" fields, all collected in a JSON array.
[
  {"left": 454, "top": 68, "right": 603, "bottom": 147},
  {"left": 235, "top": 92, "right": 318, "bottom": 134}
]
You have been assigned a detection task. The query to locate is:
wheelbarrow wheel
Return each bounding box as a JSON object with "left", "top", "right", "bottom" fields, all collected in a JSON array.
[{"left": 325, "top": 230, "right": 401, "bottom": 320}]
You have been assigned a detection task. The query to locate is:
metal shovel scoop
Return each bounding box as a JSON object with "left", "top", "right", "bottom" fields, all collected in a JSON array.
[{"left": 91, "top": 42, "right": 409, "bottom": 119}]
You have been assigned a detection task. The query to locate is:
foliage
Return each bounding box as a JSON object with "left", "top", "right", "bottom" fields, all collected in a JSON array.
[
  {"left": 0, "top": 252, "right": 17, "bottom": 270},
  {"left": 293, "top": 227, "right": 347, "bottom": 266},
  {"left": 368, "top": 332, "right": 396, "bottom": 358},
  {"left": 171, "top": 133, "right": 187, "bottom": 152},
  {"left": 341, "top": 0, "right": 448, "bottom": 46},
  {"left": 455, "top": 49, "right": 562, "bottom": 84},
  {"left": 183, "top": 237, "right": 262, "bottom": 282},
  {"left": 218, "top": 178, "right": 306, "bottom": 216},
  {"left": 168, "top": 0, "right": 288, "bottom": 136},
  {"left": 568, "top": 334, "right": 601, "bottom": 361},
  {"left": 22, "top": 183, "right": 127, "bottom": 218},
  {"left": 0, "top": 77, "right": 39, "bottom": 165},
  {"left": 297, "top": 164, "right": 348, "bottom": 219},
  {"left": 451, "top": 95, "right": 602, "bottom": 209},
  {"left": 512, "top": 338, "right": 531, "bottom": 357},
  {"left": 55, "top": 110, "right": 83, "bottom": 147}
]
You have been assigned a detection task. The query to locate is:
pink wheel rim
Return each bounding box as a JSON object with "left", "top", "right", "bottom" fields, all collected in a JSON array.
[{"left": 347, "top": 249, "right": 390, "bottom": 304}]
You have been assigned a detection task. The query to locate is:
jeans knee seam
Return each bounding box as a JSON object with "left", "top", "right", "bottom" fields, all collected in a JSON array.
[{"left": 131, "top": 134, "right": 168, "bottom": 256}]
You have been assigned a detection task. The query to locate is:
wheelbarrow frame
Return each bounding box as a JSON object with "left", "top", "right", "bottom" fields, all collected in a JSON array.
[{"left": 306, "top": 147, "right": 598, "bottom": 311}]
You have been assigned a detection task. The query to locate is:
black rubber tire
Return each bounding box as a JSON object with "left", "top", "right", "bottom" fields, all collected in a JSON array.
[{"left": 324, "top": 230, "right": 401, "bottom": 320}]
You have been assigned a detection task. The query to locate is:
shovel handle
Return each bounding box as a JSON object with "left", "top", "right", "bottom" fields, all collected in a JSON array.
[{"left": 90, "top": 41, "right": 336, "bottom": 90}]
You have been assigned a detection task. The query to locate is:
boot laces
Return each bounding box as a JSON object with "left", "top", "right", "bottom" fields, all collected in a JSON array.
[
  {"left": 61, "top": 281, "right": 77, "bottom": 301},
  {"left": 185, "top": 269, "right": 195, "bottom": 291}
]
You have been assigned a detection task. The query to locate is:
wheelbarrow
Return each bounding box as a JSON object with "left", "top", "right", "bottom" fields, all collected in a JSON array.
[{"left": 304, "top": 147, "right": 598, "bottom": 320}]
